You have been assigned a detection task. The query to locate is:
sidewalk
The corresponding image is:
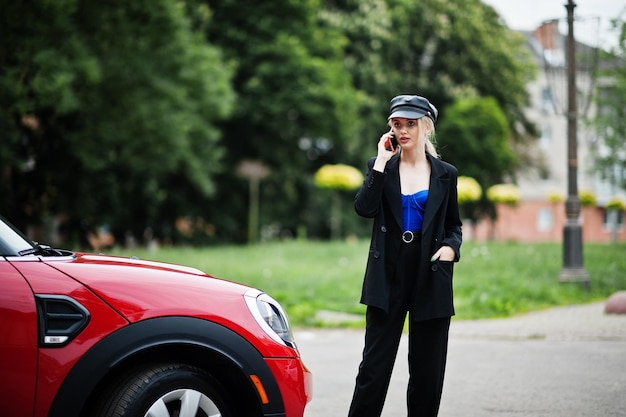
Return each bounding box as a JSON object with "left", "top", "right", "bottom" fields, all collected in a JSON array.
[
  {"left": 297, "top": 302, "right": 626, "bottom": 417},
  {"left": 449, "top": 301, "right": 626, "bottom": 341}
]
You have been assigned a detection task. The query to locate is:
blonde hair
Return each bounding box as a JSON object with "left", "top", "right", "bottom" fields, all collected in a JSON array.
[{"left": 419, "top": 117, "right": 439, "bottom": 159}]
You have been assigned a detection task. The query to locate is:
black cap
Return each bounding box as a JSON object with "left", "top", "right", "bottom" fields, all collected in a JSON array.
[{"left": 388, "top": 95, "right": 438, "bottom": 123}]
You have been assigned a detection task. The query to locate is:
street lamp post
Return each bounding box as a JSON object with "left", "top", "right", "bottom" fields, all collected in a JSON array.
[{"left": 559, "top": 0, "right": 589, "bottom": 286}]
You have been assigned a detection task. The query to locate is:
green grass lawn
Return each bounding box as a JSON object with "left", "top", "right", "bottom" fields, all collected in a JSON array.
[{"left": 110, "top": 240, "right": 626, "bottom": 327}]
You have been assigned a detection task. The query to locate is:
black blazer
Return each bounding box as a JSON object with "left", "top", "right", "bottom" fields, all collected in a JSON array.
[{"left": 354, "top": 152, "right": 462, "bottom": 321}]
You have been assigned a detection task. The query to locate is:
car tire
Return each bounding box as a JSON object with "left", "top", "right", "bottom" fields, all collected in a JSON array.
[{"left": 95, "top": 363, "right": 235, "bottom": 417}]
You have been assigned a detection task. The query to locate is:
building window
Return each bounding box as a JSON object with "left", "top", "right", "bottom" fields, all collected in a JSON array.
[
  {"left": 604, "top": 209, "right": 624, "bottom": 229},
  {"left": 539, "top": 125, "right": 552, "bottom": 148},
  {"left": 537, "top": 208, "right": 554, "bottom": 231},
  {"left": 541, "top": 87, "right": 553, "bottom": 113}
]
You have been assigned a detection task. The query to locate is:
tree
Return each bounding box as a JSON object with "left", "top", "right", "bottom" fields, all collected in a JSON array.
[
  {"left": 436, "top": 96, "right": 514, "bottom": 223},
  {"left": 311, "top": 0, "right": 538, "bottom": 240},
  {"left": 319, "top": 0, "right": 395, "bottom": 163},
  {"left": 0, "top": 0, "right": 234, "bottom": 245},
  {"left": 457, "top": 175, "right": 482, "bottom": 236},
  {"left": 0, "top": 0, "right": 542, "bottom": 245},
  {"left": 588, "top": 11, "right": 626, "bottom": 243},
  {"left": 589, "top": 13, "right": 626, "bottom": 194},
  {"left": 325, "top": 0, "right": 536, "bottom": 156},
  {"left": 314, "top": 164, "right": 363, "bottom": 239},
  {"left": 201, "top": 0, "right": 364, "bottom": 241}
]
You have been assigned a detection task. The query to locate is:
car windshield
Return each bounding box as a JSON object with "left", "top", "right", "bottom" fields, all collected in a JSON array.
[{"left": 0, "top": 216, "right": 36, "bottom": 256}]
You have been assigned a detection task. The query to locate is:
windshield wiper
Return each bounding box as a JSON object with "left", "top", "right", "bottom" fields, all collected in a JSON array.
[{"left": 18, "top": 243, "right": 64, "bottom": 257}]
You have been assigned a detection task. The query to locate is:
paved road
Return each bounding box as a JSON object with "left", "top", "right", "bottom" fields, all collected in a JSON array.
[{"left": 295, "top": 302, "right": 626, "bottom": 417}]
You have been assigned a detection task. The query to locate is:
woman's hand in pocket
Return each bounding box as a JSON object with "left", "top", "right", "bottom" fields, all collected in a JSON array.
[{"left": 431, "top": 245, "right": 456, "bottom": 262}]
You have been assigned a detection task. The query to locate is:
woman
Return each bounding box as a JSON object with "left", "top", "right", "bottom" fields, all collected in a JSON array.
[{"left": 348, "top": 94, "right": 462, "bottom": 417}]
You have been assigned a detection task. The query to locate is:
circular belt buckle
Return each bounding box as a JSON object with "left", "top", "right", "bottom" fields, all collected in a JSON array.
[{"left": 402, "top": 231, "right": 414, "bottom": 243}]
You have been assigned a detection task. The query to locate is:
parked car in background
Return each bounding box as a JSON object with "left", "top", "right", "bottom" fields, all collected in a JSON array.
[{"left": 0, "top": 215, "right": 312, "bottom": 417}]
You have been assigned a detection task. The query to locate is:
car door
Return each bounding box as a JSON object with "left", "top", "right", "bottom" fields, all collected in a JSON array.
[{"left": 0, "top": 260, "right": 39, "bottom": 417}]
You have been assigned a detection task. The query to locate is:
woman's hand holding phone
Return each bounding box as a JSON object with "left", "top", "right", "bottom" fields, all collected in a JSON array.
[
  {"left": 379, "top": 129, "right": 398, "bottom": 154},
  {"left": 384, "top": 132, "right": 398, "bottom": 152},
  {"left": 373, "top": 129, "right": 399, "bottom": 172}
]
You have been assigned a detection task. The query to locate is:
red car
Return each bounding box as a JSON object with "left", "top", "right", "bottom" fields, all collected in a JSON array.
[{"left": 0, "top": 216, "right": 312, "bottom": 417}]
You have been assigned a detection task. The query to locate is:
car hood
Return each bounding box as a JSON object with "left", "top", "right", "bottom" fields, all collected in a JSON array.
[{"left": 46, "top": 252, "right": 255, "bottom": 323}]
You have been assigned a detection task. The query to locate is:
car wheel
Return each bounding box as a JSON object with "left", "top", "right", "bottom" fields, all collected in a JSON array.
[{"left": 96, "top": 363, "right": 235, "bottom": 417}]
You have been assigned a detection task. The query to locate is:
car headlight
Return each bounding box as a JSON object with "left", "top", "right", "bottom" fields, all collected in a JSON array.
[{"left": 245, "top": 289, "right": 296, "bottom": 349}]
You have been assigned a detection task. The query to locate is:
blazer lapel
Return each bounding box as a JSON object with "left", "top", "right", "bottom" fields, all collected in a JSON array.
[
  {"left": 383, "top": 155, "right": 403, "bottom": 229},
  {"left": 422, "top": 154, "right": 450, "bottom": 233}
]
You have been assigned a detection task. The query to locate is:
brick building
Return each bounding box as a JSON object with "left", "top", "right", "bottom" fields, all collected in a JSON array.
[{"left": 471, "top": 22, "right": 625, "bottom": 243}]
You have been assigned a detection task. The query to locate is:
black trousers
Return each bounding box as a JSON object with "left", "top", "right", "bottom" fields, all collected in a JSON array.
[{"left": 348, "top": 237, "right": 451, "bottom": 417}]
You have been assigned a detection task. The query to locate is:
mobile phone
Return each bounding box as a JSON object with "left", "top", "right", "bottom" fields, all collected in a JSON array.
[{"left": 384, "top": 132, "right": 398, "bottom": 151}]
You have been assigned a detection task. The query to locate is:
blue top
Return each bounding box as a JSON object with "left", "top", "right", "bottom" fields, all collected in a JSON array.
[{"left": 402, "top": 190, "right": 428, "bottom": 232}]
